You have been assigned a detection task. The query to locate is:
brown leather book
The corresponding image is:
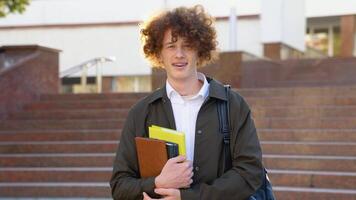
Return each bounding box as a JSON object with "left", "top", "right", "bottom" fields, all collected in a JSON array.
[{"left": 135, "top": 137, "right": 168, "bottom": 178}]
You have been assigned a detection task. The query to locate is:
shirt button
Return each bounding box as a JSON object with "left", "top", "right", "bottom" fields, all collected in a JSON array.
[
  {"left": 195, "top": 166, "right": 200, "bottom": 171},
  {"left": 197, "top": 130, "right": 202, "bottom": 135}
]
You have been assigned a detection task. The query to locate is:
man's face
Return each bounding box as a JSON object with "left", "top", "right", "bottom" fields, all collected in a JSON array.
[{"left": 159, "top": 29, "right": 199, "bottom": 82}]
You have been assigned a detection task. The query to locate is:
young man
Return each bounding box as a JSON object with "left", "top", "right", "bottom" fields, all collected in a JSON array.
[{"left": 110, "top": 5, "right": 263, "bottom": 200}]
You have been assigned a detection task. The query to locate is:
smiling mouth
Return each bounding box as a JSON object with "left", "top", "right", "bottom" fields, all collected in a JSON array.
[{"left": 172, "top": 63, "right": 188, "bottom": 68}]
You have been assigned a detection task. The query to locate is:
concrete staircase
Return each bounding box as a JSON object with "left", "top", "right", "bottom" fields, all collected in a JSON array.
[{"left": 1, "top": 87, "right": 356, "bottom": 199}]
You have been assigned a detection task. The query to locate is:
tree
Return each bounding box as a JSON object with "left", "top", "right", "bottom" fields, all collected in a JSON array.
[{"left": 0, "top": 0, "right": 30, "bottom": 17}]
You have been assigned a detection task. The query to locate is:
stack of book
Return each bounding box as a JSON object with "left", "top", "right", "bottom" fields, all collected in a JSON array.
[{"left": 135, "top": 125, "right": 186, "bottom": 178}]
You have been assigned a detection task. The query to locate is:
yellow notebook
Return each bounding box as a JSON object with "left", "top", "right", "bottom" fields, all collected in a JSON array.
[{"left": 148, "top": 125, "right": 186, "bottom": 156}]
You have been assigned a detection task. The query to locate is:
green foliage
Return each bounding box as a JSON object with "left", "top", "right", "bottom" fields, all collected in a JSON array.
[{"left": 0, "top": 0, "right": 30, "bottom": 17}]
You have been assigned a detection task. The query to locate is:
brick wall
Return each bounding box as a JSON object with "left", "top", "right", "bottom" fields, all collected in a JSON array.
[{"left": 0, "top": 45, "right": 61, "bottom": 119}]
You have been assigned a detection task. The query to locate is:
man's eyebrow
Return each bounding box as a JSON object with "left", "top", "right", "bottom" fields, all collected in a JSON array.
[{"left": 164, "top": 41, "right": 175, "bottom": 45}]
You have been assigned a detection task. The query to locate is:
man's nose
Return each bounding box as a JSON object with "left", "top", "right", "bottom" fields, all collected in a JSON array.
[{"left": 175, "top": 47, "right": 185, "bottom": 58}]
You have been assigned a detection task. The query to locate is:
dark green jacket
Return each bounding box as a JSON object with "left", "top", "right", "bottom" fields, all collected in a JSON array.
[{"left": 110, "top": 78, "right": 263, "bottom": 200}]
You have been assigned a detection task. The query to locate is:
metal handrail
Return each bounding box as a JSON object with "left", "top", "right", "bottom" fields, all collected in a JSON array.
[{"left": 60, "top": 56, "right": 116, "bottom": 93}]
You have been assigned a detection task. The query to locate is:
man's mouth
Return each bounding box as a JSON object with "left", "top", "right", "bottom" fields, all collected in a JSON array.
[{"left": 172, "top": 62, "right": 188, "bottom": 68}]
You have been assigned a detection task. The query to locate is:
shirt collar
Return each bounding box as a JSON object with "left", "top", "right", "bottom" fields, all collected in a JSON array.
[
  {"left": 148, "top": 75, "right": 227, "bottom": 104},
  {"left": 165, "top": 72, "right": 209, "bottom": 101}
]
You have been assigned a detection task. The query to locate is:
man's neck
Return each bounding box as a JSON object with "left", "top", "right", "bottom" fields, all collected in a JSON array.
[{"left": 167, "top": 75, "right": 203, "bottom": 97}]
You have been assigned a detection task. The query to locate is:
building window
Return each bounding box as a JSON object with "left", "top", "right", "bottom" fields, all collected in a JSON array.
[{"left": 306, "top": 20, "right": 341, "bottom": 57}]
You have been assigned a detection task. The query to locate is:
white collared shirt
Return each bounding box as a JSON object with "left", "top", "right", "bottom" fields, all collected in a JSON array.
[{"left": 166, "top": 73, "right": 210, "bottom": 161}]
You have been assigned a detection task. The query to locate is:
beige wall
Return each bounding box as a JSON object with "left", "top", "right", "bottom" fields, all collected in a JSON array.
[
  {"left": 0, "top": 25, "right": 151, "bottom": 76},
  {"left": 0, "top": 17, "right": 264, "bottom": 77}
]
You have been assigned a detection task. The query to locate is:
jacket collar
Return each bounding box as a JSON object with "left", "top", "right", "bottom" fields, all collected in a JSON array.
[
  {"left": 206, "top": 77, "right": 228, "bottom": 101},
  {"left": 148, "top": 76, "right": 228, "bottom": 104}
]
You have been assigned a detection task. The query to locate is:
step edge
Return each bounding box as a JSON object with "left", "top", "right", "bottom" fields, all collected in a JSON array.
[
  {"left": 0, "top": 167, "right": 112, "bottom": 171},
  {"left": 273, "top": 186, "right": 356, "bottom": 194},
  {"left": 0, "top": 182, "right": 110, "bottom": 187},
  {"left": 268, "top": 169, "right": 356, "bottom": 176},
  {"left": 0, "top": 153, "right": 116, "bottom": 157}
]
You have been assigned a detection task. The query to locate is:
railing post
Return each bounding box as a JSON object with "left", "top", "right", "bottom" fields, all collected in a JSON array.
[
  {"left": 81, "top": 63, "right": 89, "bottom": 92},
  {"left": 96, "top": 59, "right": 103, "bottom": 93},
  {"left": 61, "top": 56, "right": 115, "bottom": 93}
]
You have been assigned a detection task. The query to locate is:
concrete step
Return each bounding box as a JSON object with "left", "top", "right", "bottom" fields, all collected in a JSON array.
[
  {"left": 252, "top": 106, "right": 356, "bottom": 118},
  {"left": 0, "top": 183, "right": 111, "bottom": 198},
  {"left": 274, "top": 187, "right": 356, "bottom": 200},
  {"left": 247, "top": 96, "right": 356, "bottom": 107},
  {"left": 236, "top": 85, "right": 356, "bottom": 97},
  {"left": 2, "top": 153, "right": 354, "bottom": 172},
  {"left": 1, "top": 128, "right": 354, "bottom": 143},
  {"left": 268, "top": 169, "right": 356, "bottom": 190},
  {"left": 1, "top": 141, "right": 355, "bottom": 156},
  {"left": 23, "top": 100, "right": 136, "bottom": 110},
  {"left": 0, "top": 141, "right": 118, "bottom": 154},
  {"left": 40, "top": 86, "right": 356, "bottom": 100},
  {"left": 2, "top": 181, "right": 355, "bottom": 199},
  {"left": 255, "top": 118, "right": 356, "bottom": 129},
  {"left": 40, "top": 92, "right": 147, "bottom": 101},
  {"left": 11, "top": 105, "right": 356, "bottom": 120},
  {"left": 258, "top": 129, "right": 356, "bottom": 142},
  {"left": 0, "top": 130, "right": 121, "bottom": 142},
  {"left": 24, "top": 96, "right": 356, "bottom": 112},
  {"left": 8, "top": 109, "right": 129, "bottom": 120},
  {"left": 2, "top": 117, "right": 356, "bottom": 131},
  {"left": 0, "top": 167, "right": 111, "bottom": 182},
  {"left": 0, "top": 153, "right": 114, "bottom": 167},
  {"left": 264, "top": 155, "right": 356, "bottom": 172},
  {"left": 0, "top": 119, "right": 124, "bottom": 130},
  {"left": 1, "top": 171, "right": 355, "bottom": 199},
  {"left": 261, "top": 141, "right": 356, "bottom": 156},
  {"left": 3, "top": 167, "right": 354, "bottom": 191},
  {"left": 3, "top": 185, "right": 355, "bottom": 199}
]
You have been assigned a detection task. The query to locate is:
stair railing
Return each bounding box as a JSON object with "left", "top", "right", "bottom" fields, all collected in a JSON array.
[{"left": 60, "top": 57, "right": 116, "bottom": 93}]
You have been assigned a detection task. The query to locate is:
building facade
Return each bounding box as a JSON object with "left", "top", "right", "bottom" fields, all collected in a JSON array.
[{"left": 1, "top": 0, "right": 355, "bottom": 92}]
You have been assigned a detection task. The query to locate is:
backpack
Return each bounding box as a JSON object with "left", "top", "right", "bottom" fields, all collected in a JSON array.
[{"left": 217, "top": 85, "right": 276, "bottom": 200}]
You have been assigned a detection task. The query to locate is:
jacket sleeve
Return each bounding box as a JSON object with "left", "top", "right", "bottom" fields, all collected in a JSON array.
[
  {"left": 110, "top": 107, "right": 156, "bottom": 200},
  {"left": 180, "top": 96, "right": 264, "bottom": 200}
]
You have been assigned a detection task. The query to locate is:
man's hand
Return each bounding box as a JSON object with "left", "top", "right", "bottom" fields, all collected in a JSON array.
[
  {"left": 143, "top": 188, "right": 181, "bottom": 200},
  {"left": 155, "top": 155, "right": 193, "bottom": 189}
]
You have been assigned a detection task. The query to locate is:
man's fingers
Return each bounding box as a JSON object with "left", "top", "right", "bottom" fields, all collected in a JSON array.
[
  {"left": 189, "top": 171, "right": 194, "bottom": 178},
  {"left": 154, "top": 188, "right": 174, "bottom": 196},
  {"left": 183, "top": 161, "right": 192, "bottom": 168},
  {"left": 183, "top": 167, "right": 193, "bottom": 178},
  {"left": 169, "top": 155, "right": 186, "bottom": 163},
  {"left": 176, "top": 161, "right": 192, "bottom": 170},
  {"left": 184, "top": 178, "right": 193, "bottom": 185}
]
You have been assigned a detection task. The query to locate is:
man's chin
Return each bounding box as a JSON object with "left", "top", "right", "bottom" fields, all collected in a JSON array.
[
  {"left": 170, "top": 74, "right": 197, "bottom": 82},
  {"left": 172, "top": 66, "right": 187, "bottom": 72}
]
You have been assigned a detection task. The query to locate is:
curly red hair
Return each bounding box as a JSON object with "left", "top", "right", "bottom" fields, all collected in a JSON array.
[{"left": 140, "top": 5, "right": 218, "bottom": 68}]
